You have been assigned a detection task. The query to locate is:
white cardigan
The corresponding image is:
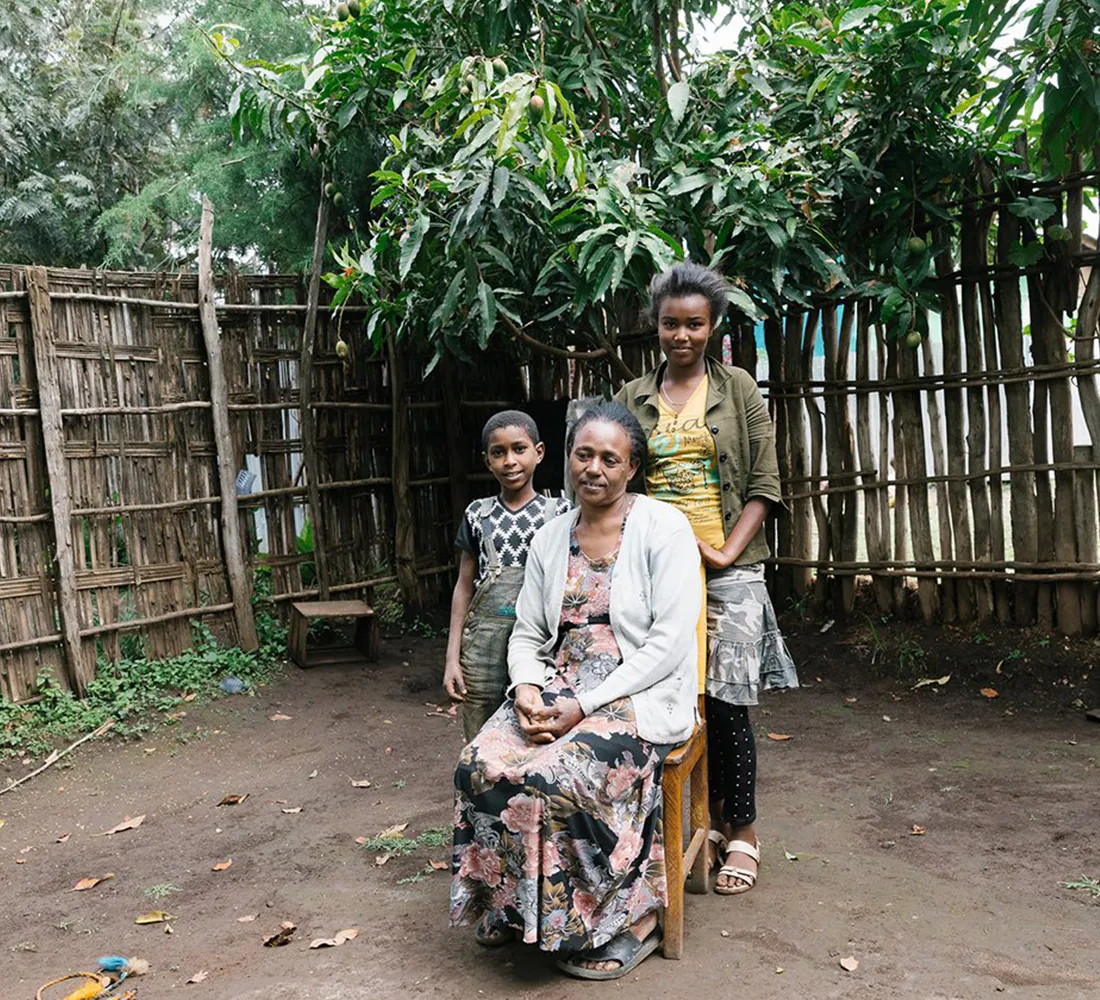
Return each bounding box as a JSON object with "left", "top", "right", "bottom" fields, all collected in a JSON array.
[{"left": 507, "top": 494, "right": 701, "bottom": 745}]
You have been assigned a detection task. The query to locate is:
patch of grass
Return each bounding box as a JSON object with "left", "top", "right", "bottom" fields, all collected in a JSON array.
[
  {"left": 360, "top": 825, "right": 450, "bottom": 856},
  {"left": 1060, "top": 875, "right": 1100, "bottom": 899},
  {"left": 0, "top": 608, "right": 287, "bottom": 760},
  {"left": 143, "top": 883, "right": 181, "bottom": 901}
]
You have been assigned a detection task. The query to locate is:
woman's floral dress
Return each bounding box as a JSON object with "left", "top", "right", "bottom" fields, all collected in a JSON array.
[{"left": 451, "top": 500, "right": 667, "bottom": 952}]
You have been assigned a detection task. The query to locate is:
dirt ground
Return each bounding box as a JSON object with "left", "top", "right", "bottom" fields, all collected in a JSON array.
[{"left": 2, "top": 624, "right": 1099, "bottom": 1000}]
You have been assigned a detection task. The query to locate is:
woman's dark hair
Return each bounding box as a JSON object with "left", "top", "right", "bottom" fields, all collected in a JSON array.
[
  {"left": 647, "top": 261, "right": 729, "bottom": 328},
  {"left": 566, "top": 401, "right": 646, "bottom": 467}
]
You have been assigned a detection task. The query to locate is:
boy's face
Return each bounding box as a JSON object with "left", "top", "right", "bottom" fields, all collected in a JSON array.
[{"left": 484, "top": 426, "right": 544, "bottom": 491}]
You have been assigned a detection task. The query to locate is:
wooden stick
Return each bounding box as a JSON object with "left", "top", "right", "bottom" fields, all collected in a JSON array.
[
  {"left": 299, "top": 176, "right": 331, "bottom": 600},
  {"left": 0, "top": 720, "right": 115, "bottom": 796},
  {"left": 197, "top": 196, "right": 258, "bottom": 651},
  {"left": 27, "top": 266, "right": 86, "bottom": 694},
  {"left": 388, "top": 336, "right": 421, "bottom": 612}
]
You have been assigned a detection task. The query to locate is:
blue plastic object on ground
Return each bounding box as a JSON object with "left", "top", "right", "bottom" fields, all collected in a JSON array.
[{"left": 219, "top": 676, "right": 247, "bottom": 694}]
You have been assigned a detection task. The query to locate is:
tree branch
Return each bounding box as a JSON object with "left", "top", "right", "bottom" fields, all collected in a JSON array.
[
  {"left": 500, "top": 314, "right": 636, "bottom": 382},
  {"left": 651, "top": 4, "right": 668, "bottom": 99}
]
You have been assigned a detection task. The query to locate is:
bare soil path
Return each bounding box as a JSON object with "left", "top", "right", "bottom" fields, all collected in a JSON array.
[{"left": 2, "top": 632, "right": 1098, "bottom": 999}]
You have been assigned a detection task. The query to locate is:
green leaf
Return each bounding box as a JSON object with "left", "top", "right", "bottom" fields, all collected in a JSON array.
[
  {"left": 467, "top": 176, "right": 490, "bottom": 224},
  {"left": 1007, "top": 196, "right": 1057, "bottom": 222},
  {"left": 439, "top": 271, "right": 465, "bottom": 324},
  {"left": 399, "top": 212, "right": 429, "bottom": 280},
  {"left": 667, "top": 80, "right": 691, "bottom": 125},
  {"left": 403, "top": 46, "right": 417, "bottom": 75},
  {"left": 476, "top": 282, "right": 497, "bottom": 348},
  {"left": 838, "top": 6, "right": 882, "bottom": 32},
  {"left": 949, "top": 91, "right": 982, "bottom": 117},
  {"left": 393, "top": 87, "right": 409, "bottom": 111},
  {"left": 666, "top": 172, "right": 711, "bottom": 196},
  {"left": 1008, "top": 241, "right": 1044, "bottom": 266},
  {"left": 728, "top": 286, "right": 763, "bottom": 321},
  {"left": 492, "top": 166, "right": 510, "bottom": 208}
]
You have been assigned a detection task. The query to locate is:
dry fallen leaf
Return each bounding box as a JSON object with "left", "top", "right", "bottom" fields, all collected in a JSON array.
[
  {"left": 766, "top": 732, "right": 793, "bottom": 741},
  {"left": 383, "top": 746, "right": 393, "bottom": 755},
  {"left": 980, "top": 687, "right": 999, "bottom": 699},
  {"left": 882, "top": 715, "right": 893, "bottom": 722},
  {"left": 262, "top": 921, "right": 296, "bottom": 947},
  {"left": 166, "top": 711, "right": 187, "bottom": 720},
  {"left": 57, "top": 833, "right": 71, "bottom": 844},
  {"left": 135, "top": 910, "right": 175, "bottom": 925},
  {"left": 427, "top": 860, "right": 448, "bottom": 871},
  {"left": 237, "top": 913, "right": 259, "bottom": 923},
  {"left": 912, "top": 674, "right": 951, "bottom": 690},
  {"left": 349, "top": 779, "right": 372, "bottom": 788},
  {"left": 910, "top": 824, "right": 927, "bottom": 836},
  {"left": 71, "top": 873, "right": 114, "bottom": 891},
  {"left": 376, "top": 822, "right": 409, "bottom": 839},
  {"left": 182, "top": 693, "right": 197, "bottom": 702},
  {"left": 98, "top": 815, "right": 145, "bottom": 836},
  {"left": 354, "top": 836, "right": 368, "bottom": 846},
  {"left": 269, "top": 713, "right": 292, "bottom": 721},
  {"left": 308, "top": 769, "right": 318, "bottom": 779},
  {"left": 374, "top": 855, "right": 391, "bottom": 867},
  {"left": 15, "top": 857, "right": 26, "bottom": 864},
  {"left": 309, "top": 928, "right": 360, "bottom": 949},
  {"left": 840, "top": 956, "right": 859, "bottom": 972},
  {"left": 217, "top": 794, "right": 248, "bottom": 807},
  {"left": 186, "top": 970, "right": 208, "bottom": 985},
  {"left": 212, "top": 859, "right": 233, "bottom": 871},
  {"left": 281, "top": 807, "right": 302, "bottom": 815}
]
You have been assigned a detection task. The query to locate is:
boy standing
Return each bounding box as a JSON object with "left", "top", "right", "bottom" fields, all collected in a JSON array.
[{"left": 444, "top": 410, "right": 571, "bottom": 740}]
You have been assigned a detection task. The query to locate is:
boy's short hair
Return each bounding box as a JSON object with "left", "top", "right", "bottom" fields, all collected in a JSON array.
[{"left": 481, "top": 409, "right": 541, "bottom": 451}]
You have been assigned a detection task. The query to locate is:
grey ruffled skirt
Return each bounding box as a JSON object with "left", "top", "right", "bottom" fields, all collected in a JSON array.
[{"left": 705, "top": 564, "right": 799, "bottom": 706}]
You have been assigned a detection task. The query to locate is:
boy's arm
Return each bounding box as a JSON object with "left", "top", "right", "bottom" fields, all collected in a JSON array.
[{"left": 443, "top": 551, "right": 477, "bottom": 700}]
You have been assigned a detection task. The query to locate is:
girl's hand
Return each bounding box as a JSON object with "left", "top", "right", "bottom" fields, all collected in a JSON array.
[
  {"left": 443, "top": 659, "right": 466, "bottom": 701},
  {"left": 697, "top": 537, "right": 736, "bottom": 570}
]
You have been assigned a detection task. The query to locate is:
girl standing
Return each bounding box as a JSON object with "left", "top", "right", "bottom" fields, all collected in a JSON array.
[{"left": 616, "top": 261, "right": 798, "bottom": 896}]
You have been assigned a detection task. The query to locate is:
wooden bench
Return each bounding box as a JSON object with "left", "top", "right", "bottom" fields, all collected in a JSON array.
[
  {"left": 661, "top": 693, "right": 711, "bottom": 959},
  {"left": 289, "top": 600, "right": 379, "bottom": 668}
]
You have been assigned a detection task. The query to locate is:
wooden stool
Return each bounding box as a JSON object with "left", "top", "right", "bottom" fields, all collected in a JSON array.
[
  {"left": 661, "top": 696, "right": 711, "bottom": 959},
  {"left": 289, "top": 600, "right": 379, "bottom": 668}
]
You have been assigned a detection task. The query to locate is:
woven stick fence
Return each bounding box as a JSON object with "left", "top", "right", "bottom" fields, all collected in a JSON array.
[{"left": 2, "top": 165, "right": 1099, "bottom": 701}]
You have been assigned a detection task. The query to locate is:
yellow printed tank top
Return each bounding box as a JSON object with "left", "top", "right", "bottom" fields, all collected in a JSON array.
[{"left": 645, "top": 376, "right": 727, "bottom": 548}]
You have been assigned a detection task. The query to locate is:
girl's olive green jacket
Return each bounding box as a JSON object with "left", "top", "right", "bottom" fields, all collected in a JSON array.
[{"left": 614, "top": 356, "right": 782, "bottom": 567}]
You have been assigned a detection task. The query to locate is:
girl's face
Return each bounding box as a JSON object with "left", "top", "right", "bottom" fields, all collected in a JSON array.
[
  {"left": 569, "top": 420, "right": 638, "bottom": 509},
  {"left": 657, "top": 293, "right": 714, "bottom": 371}
]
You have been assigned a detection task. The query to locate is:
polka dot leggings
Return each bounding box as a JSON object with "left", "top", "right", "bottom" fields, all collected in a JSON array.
[{"left": 704, "top": 696, "right": 756, "bottom": 827}]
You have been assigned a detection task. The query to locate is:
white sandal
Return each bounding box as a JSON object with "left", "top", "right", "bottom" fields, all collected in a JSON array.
[{"left": 711, "top": 832, "right": 761, "bottom": 896}]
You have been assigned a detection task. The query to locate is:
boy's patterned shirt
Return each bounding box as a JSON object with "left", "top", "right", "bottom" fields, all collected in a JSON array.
[{"left": 455, "top": 495, "right": 573, "bottom": 587}]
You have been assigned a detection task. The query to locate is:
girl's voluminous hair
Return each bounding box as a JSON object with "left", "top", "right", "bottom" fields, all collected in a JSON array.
[
  {"left": 567, "top": 400, "right": 647, "bottom": 467},
  {"left": 647, "top": 261, "right": 730, "bottom": 328}
]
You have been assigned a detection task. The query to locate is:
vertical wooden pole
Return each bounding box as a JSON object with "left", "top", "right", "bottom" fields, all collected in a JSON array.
[
  {"left": 783, "top": 311, "right": 812, "bottom": 597},
  {"left": 27, "top": 266, "right": 86, "bottom": 693},
  {"left": 919, "top": 334, "right": 956, "bottom": 621},
  {"left": 934, "top": 230, "right": 974, "bottom": 621},
  {"left": 763, "top": 318, "right": 792, "bottom": 605},
  {"left": 198, "top": 197, "right": 258, "bottom": 650},
  {"left": 959, "top": 203, "right": 995, "bottom": 623},
  {"left": 439, "top": 354, "right": 469, "bottom": 538},
  {"left": 299, "top": 179, "right": 332, "bottom": 600},
  {"left": 855, "top": 304, "right": 891, "bottom": 612},
  {"left": 389, "top": 336, "right": 421, "bottom": 612},
  {"left": 993, "top": 173, "right": 1038, "bottom": 624}
]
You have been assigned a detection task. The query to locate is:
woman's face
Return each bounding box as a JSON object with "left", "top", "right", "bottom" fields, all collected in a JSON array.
[
  {"left": 657, "top": 293, "right": 714, "bottom": 371},
  {"left": 569, "top": 420, "right": 639, "bottom": 509}
]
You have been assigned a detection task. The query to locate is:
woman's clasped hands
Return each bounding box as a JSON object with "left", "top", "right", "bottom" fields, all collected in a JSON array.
[{"left": 513, "top": 684, "right": 584, "bottom": 744}]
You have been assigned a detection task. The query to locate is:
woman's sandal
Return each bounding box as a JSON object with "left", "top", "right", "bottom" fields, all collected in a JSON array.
[
  {"left": 556, "top": 927, "right": 663, "bottom": 981},
  {"left": 713, "top": 834, "right": 761, "bottom": 896},
  {"left": 474, "top": 915, "right": 515, "bottom": 947}
]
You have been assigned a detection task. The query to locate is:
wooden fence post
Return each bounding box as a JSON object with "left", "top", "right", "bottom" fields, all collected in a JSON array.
[
  {"left": 389, "top": 336, "right": 421, "bottom": 612},
  {"left": 299, "top": 178, "right": 332, "bottom": 600},
  {"left": 198, "top": 197, "right": 258, "bottom": 650},
  {"left": 26, "top": 266, "right": 87, "bottom": 693}
]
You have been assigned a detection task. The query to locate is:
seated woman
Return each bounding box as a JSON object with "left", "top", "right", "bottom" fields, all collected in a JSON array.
[{"left": 451, "top": 401, "right": 701, "bottom": 981}]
